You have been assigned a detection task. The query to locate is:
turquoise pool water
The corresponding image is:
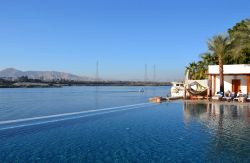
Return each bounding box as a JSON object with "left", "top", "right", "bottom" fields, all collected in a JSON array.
[{"left": 0, "top": 86, "right": 250, "bottom": 162}]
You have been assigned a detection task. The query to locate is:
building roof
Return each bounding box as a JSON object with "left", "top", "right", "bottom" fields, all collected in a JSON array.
[{"left": 208, "top": 64, "right": 250, "bottom": 75}]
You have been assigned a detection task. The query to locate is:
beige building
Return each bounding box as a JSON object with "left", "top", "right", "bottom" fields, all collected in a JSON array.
[{"left": 208, "top": 64, "right": 250, "bottom": 95}]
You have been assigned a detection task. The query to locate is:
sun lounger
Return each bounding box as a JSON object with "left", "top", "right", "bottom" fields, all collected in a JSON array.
[
  {"left": 234, "top": 94, "right": 247, "bottom": 102},
  {"left": 239, "top": 94, "right": 247, "bottom": 102},
  {"left": 233, "top": 94, "right": 240, "bottom": 101},
  {"left": 247, "top": 93, "right": 250, "bottom": 102},
  {"left": 239, "top": 96, "right": 247, "bottom": 103},
  {"left": 212, "top": 92, "right": 223, "bottom": 101},
  {"left": 222, "top": 96, "right": 233, "bottom": 102},
  {"left": 247, "top": 97, "right": 250, "bottom": 101},
  {"left": 212, "top": 96, "right": 222, "bottom": 100}
]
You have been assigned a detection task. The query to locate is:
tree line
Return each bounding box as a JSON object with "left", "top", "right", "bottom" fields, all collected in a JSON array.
[{"left": 186, "top": 18, "right": 250, "bottom": 81}]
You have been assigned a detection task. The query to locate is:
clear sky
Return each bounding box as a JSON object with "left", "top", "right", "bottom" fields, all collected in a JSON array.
[{"left": 0, "top": 0, "right": 249, "bottom": 81}]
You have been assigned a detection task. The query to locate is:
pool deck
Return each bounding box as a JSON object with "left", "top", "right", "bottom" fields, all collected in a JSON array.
[
  {"left": 181, "top": 99, "right": 250, "bottom": 108},
  {"left": 149, "top": 96, "right": 250, "bottom": 106}
]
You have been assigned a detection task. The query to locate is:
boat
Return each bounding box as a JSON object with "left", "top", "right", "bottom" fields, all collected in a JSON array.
[
  {"left": 170, "top": 82, "right": 184, "bottom": 98},
  {"left": 139, "top": 88, "right": 144, "bottom": 92}
]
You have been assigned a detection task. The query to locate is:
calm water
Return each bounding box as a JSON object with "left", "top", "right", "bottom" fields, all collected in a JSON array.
[{"left": 0, "top": 86, "right": 250, "bottom": 162}]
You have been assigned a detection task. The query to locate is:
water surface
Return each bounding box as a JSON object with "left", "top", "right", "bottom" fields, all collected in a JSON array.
[{"left": 0, "top": 86, "right": 250, "bottom": 162}]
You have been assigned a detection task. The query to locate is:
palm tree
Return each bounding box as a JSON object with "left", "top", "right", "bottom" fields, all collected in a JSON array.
[
  {"left": 200, "top": 52, "right": 216, "bottom": 65},
  {"left": 186, "top": 62, "right": 198, "bottom": 80},
  {"left": 207, "top": 35, "right": 230, "bottom": 94},
  {"left": 228, "top": 19, "right": 250, "bottom": 63},
  {"left": 197, "top": 61, "right": 207, "bottom": 79},
  {"left": 199, "top": 53, "right": 216, "bottom": 78}
]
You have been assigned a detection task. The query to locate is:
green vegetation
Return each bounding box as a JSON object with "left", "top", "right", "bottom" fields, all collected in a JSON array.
[{"left": 186, "top": 19, "right": 250, "bottom": 81}]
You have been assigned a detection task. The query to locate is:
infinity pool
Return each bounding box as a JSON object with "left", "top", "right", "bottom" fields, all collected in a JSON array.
[{"left": 0, "top": 86, "right": 250, "bottom": 162}]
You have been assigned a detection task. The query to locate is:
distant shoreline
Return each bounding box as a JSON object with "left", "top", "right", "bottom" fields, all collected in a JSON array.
[{"left": 0, "top": 81, "right": 172, "bottom": 88}]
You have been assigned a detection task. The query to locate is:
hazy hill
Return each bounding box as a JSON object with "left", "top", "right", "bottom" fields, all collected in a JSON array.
[{"left": 0, "top": 68, "right": 91, "bottom": 81}]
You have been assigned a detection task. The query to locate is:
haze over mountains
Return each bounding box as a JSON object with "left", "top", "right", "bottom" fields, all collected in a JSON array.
[{"left": 0, "top": 68, "right": 92, "bottom": 81}]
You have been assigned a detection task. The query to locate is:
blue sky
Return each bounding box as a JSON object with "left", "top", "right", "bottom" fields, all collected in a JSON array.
[{"left": 0, "top": 0, "right": 249, "bottom": 81}]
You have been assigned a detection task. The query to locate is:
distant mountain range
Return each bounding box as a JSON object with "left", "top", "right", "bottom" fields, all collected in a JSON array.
[{"left": 0, "top": 68, "right": 92, "bottom": 81}]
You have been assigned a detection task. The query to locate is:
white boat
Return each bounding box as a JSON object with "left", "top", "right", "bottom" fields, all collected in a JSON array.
[{"left": 170, "top": 82, "right": 184, "bottom": 98}]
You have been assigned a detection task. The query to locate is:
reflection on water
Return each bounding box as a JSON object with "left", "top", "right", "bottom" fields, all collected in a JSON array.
[
  {"left": 184, "top": 101, "right": 250, "bottom": 162},
  {"left": 184, "top": 101, "right": 250, "bottom": 124},
  {"left": 95, "top": 86, "right": 99, "bottom": 109}
]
